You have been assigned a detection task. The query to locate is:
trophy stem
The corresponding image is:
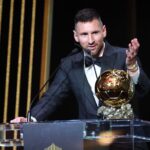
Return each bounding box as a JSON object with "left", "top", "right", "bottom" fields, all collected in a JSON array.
[{"left": 97, "top": 103, "right": 134, "bottom": 119}]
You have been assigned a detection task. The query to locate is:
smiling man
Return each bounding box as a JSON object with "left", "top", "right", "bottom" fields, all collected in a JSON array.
[{"left": 11, "top": 7, "right": 150, "bottom": 125}]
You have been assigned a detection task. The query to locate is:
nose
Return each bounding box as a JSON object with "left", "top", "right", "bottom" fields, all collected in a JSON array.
[{"left": 88, "top": 35, "right": 94, "bottom": 45}]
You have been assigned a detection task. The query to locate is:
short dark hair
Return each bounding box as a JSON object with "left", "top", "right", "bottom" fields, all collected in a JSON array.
[{"left": 74, "top": 8, "right": 103, "bottom": 27}]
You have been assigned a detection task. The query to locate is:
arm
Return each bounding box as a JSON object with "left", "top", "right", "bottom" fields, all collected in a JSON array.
[
  {"left": 126, "top": 38, "right": 140, "bottom": 77},
  {"left": 10, "top": 59, "right": 73, "bottom": 123},
  {"left": 30, "top": 66, "right": 72, "bottom": 121},
  {"left": 126, "top": 38, "right": 150, "bottom": 97}
]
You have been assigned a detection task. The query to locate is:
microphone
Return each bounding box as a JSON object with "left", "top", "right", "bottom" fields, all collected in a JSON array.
[
  {"left": 27, "top": 48, "right": 81, "bottom": 122},
  {"left": 85, "top": 49, "right": 98, "bottom": 79},
  {"left": 84, "top": 49, "right": 103, "bottom": 113}
]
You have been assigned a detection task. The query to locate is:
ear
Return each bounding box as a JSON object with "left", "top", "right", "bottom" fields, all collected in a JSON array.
[
  {"left": 102, "top": 25, "right": 107, "bottom": 38},
  {"left": 73, "top": 30, "right": 79, "bottom": 42}
]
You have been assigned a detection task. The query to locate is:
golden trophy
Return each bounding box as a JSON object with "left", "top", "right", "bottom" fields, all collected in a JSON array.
[{"left": 95, "top": 69, "right": 134, "bottom": 119}]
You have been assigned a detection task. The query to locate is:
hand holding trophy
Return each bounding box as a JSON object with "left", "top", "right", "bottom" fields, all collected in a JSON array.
[{"left": 96, "top": 69, "right": 134, "bottom": 119}]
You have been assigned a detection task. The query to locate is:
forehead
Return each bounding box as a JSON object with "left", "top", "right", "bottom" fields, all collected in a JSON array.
[{"left": 75, "top": 19, "right": 102, "bottom": 32}]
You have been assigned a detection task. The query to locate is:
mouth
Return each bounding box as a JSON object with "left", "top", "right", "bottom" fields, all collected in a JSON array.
[
  {"left": 88, "top": 47, "right": 97, "bottom": 52},
  {"left": 88, "top": 45, "right": 96, "bottom": 49},
  {"left": 88, "top": 43, "right": 97, "bottom": 48}
]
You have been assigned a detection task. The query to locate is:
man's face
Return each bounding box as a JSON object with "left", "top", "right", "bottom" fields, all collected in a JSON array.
[{"left": 74, "top": 19, "right": 107, "bottom": 57}]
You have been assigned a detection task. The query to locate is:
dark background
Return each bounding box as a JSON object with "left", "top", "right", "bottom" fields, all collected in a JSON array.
[{"left": 49, "top": 0, "right": 150, "bottom": 120}]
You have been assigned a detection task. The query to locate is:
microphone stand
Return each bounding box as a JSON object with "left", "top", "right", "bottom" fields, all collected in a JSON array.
[
  {"left": 27, "top": 72, "right": 54, "bottom": 122},
  {"left": 91, "top": 58, "right": 98, "bottom": 79},
  {"left": 86, "top": 49, "right": 98, "bottom": 79},
  {"left": 26, "top": 48, "right": 80, "bottom": 122}
]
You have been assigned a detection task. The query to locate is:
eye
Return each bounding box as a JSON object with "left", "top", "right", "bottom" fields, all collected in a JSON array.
[
  {"left": 92, "top": 31, "right": 99, "bottom": 35},
  {"left": 81, "top": 32, "right": 88, "bottom": 36}
]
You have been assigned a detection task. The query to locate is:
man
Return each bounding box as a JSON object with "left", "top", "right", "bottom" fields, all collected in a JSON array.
[{"left": 11, "top": 8, "right": 150, "bottom": 122}]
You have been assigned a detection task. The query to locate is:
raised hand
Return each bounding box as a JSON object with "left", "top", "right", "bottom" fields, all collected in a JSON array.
[{"left": 126, "top": 38, "right": 140, "bottom": 72}]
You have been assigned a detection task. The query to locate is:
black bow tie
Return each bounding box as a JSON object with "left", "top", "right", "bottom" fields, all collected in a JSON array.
[{"left": 85, "top": 56, "right": 102, "bottom": 67}]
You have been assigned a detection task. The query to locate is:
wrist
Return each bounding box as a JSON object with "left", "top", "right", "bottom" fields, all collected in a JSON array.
[{"left": 127, "top": 62, "right": 138, "bottom": 72}]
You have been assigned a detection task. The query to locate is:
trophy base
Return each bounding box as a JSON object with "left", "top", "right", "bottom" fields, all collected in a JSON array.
[{"left": 97, "top": 103, "right": 134, "bottom": 119}]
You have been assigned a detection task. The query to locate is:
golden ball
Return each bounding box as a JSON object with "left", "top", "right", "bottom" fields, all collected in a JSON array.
[{"left": 95, "top": 69, "right": 134, "bottom": 107}]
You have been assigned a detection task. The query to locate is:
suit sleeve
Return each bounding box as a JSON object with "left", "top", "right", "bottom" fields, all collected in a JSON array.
[
  {"left": 135, "top": 58, "right": 150, "bottom": 98},
  {"left": 31, "top": 65, "right": 72, "bottom": 121}
]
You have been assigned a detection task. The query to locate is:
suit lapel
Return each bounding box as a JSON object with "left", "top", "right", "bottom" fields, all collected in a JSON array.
[
  {"left": 101, "top": 42, "right": 117, "bottom": 74},
  {"left": 100, "top": 55, "right": 116, "bottom": 74},
  {"left": 73, "top": 52, "right": 98, "bottom": 109}
]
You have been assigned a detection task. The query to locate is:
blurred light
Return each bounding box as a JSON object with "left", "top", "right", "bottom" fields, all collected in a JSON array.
[{"left": 97, "top": 130, "right": 119, "bottom": 146}]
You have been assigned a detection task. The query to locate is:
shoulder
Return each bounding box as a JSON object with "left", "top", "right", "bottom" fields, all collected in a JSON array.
[
  {"left": 61, "top": 49, "right": 83, "bottom": 62},
  {"left": 59, "top": 49, "right": 83, "bottom": 70},
  {"left": 105, "top": 41, "right": 127, "bottom": 56}
]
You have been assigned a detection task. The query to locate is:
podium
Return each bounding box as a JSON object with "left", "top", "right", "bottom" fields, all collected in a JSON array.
[{"left": 0, "top": 119, "right": 150, "bottom": 150}]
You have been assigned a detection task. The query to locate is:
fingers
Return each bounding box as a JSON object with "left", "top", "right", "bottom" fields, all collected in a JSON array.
[
  {"left": 10, "top": 117, "right": 27, "bottom": 123},
  {"left": 129, "top": 38, "right": 140, "bottom": 51},
  {"left": 126, "top": 38, "right": 140, "bottom": 64},
  {"left": 128, "top": 38, "right": 140, "bottom": 55}
]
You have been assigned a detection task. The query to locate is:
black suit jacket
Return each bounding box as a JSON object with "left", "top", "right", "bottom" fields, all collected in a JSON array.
[{"left": 31, "top": 42, "right": 150, "bottom": 121}]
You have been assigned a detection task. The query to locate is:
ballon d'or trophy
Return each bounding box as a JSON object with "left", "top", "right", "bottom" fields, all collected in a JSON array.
[{"left": 95, "top": 69, "right": 134, "bottom": 119}]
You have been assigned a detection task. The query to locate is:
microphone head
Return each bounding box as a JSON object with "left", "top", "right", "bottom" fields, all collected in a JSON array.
[
  {"left": 84, "top": 49, "right": 91, "bottom": 55},
  {"left": 70, "top": 48, "right": 80, "bottom": 55}
]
